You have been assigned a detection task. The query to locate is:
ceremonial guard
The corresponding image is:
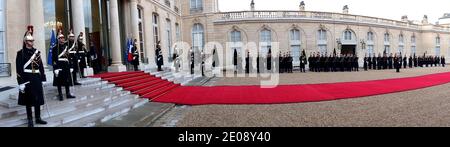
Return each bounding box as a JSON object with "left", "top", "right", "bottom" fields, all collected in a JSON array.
[
  {"left": 156, "top": 41, "right": 164, "bottom": 71},
  {"left": 267, "top": 49, "right": 272, "bottom": 71},
  {"left": 394, "top": 54, "right": 401, "bottom": 73},
  {"left": 201, "top": 51, "right": 205, "bottom": 76},
  {"left": 233, "top": 49, "right": 238, "bottom": 73},
  {"left": 363, "top": 54, "right": 368, "bottom": 71},
  {"left": 67, "top": 31, "right": 81, "bottom": 85},
  {"left": 190, "top": 48, "right": 195, "bottom": 75},
  {"left": 300, "top": 50, "right": 307, "bottom": 73},
  {"left": 403, "top": 55, "right": 407, "bottom": 69},
  {"left": 16, "top": 27, "right": 48, "bottom": 127},
  {"left": 76, "top": 32, "right": 88, "bottom": 77},
  {"left": 131, "top": 39, "right": 140, "bottom": 71},
  {"left": 245, "top": 51, "right": 250, "bottom": 74},
  {"left": 442, "top": 56, "right": 446, "bottom": 67},
  {"left": 408, "top": 55, "right": 413, "bottom": 68},
  {"left": 53, "top": 31, "right": 76, "bottom": 101}
]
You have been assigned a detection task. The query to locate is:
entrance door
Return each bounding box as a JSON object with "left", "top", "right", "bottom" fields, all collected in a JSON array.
[{"left": 341, "top": 45, "right": 356, "bottom": 55}]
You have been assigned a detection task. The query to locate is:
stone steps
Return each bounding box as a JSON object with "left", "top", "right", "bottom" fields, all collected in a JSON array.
[
  {"left": 0, "top": 83, "right": 115, "bottom": 116},
  {"left": 61, "top": 98, "right": 149, "bottom": 127},
  {"left": 96, "top": 102, "right": 174, "bottom": 127},
  {"left": 2, "top": 80, "right": 113, "bottom": 109},
  {"left": 0, "top": 76, "right": 149, "bottom": 127},
  {"left": 0, "top": 87, "right": 128, "bottom": 127},
  {"left": 41, "top": 94, "right": 140, "bottom": 127}
]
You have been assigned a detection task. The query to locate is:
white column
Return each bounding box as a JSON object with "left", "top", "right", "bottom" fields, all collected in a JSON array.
[
  {"left": 108, "top": 0, "right": 126, "bottom": 72},
  {"left": 29, "top": 0, "right": 46, "bottom": 67},
  {"left": 130, "top": 0, "right": 140, "bottom": 63},
  {"left": 71, "top": 0, "right": 86, "bottom": 44}
]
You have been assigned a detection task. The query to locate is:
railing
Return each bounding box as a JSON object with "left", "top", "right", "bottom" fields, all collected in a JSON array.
[
  {"left": 217, "top": 11, "right": 431, "bottom": 30},
  {"left": 0, "top": 63, "right": 11, "bottom": 77}
]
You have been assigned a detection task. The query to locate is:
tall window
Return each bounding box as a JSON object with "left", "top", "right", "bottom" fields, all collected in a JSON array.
[
  {"left": 260, "top": 28, "right": 272, "bottom": 55},
  {"left": 411, "top": 35, "right": 416, "bottom": 54},
  {"left": 367, "top": 32, "right": 374, "bottom": 42},
  {"left": 192, "top": 23, "right": 204, "bottom": 53},
  {"left": 190, "top": 0, "right": 203, "bottom": 11},
  {"left": 398, "top": 34, "right": 404, "bottom": 54},
  {"left": 138, "top": 7, "right": 145, "bottom": 63},
  {"left": 384, "top": 33, "right": 390, "bottom": 43},
  {"left": 344, "top": 30, "right": 352, "bottom": 40},
  {"left": 0, "top": 0, "right": 4, "bottom": 64},
  {"left": 290, "top": 29, "right": 301, "bottom": 63},
  {"left": 230, "top": 30, "right": 242, "bottom": 57},
  {"left": 318, "top": 29, "right": 327, "bottom": 53},
  {"left": 436, "top": 36, "right": 441, "bottom": 56},
  {"left": 152, "top": 13, "right": 160, "bottom": 50},
  {"left": 367, "top": 32, "right": 374, "bottom": 55},
  {"left": 384, "top": 33, "right": 390, "bottom": 54},
  {"left": 166, "top": 19, "right": 172, "bottom": 61},
  {"left": 175, "top": 23, "right": 181, "bottom": 42}
]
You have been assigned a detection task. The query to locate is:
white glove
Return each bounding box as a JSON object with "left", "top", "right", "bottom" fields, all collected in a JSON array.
[
  {"left": 70, "top": 68, "right": 74, "bottom": 73},
  {"left": 54, "top": 69, "right": 61, "bottom": 77},
  {"left": 19, "top": 84, "right": 26, "bottom": 93},
  {"left": 78, "top": 60, "right": 81, "bottom": 63}
]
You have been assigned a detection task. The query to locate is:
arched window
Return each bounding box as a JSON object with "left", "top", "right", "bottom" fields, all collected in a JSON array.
[
  {"left": 367, "top": 32, "right": 374, "bottom": 42},
  {"left": 384, "top": 33, "right": 390, "bottom": 54},
  {"left": 398, "top": 34, "right": 404, "bottom": 54},
  {"left": 230, "top": 30, "right": 242, "bottom": 43},
  {"left": 260, "top": 28, "right": 272, "bottom": 55},
  {"left": 317, "top": 29, "right": 327, "bottom": 53},
  {"left": 367, "top": 32, "right": 374, "bottom": 55},
  {"left": 344, "top": 30, "right": 352, "bottom": 40},
  {"left": 192, "top": 23, "right": 204, "bottom": 52},
  {"left": 230, "top": 29, "right": 242, "bottom": 56},
  {"left": 166, "top": 19, "right": 172, "bottom": 61},
  {"left": 137, "top": 7, "right": 145, "bottom": 63},
  {"left": 290, "top": 29, "right": 301, "bottom": 63},
  {"left": 152, "top": 13, "right": 160, "bottom": 50},
  {"left": 436, "top": 36, "right": 441, "bottom": 56},
  {"left": 384, "top": 33, "right": 390, "bottom": 43},
  {"left": 411, "top": 35, "right": 416, "bottom": 54}
]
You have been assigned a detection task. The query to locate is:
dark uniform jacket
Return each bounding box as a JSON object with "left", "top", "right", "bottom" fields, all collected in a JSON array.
[
  {"left": 16, "top": 47, "right": 46, "bottom": 106},
  {"left": 52, "top": 43, "right": 73, "bottom": 86}
]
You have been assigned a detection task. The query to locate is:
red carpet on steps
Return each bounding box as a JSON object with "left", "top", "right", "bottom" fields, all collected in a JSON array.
[
  {"left": 91, "top": 71, "right": 450, "bottom": 105},
  {"left": 90, "top": 71, "right": 181, "bottom": 100}
]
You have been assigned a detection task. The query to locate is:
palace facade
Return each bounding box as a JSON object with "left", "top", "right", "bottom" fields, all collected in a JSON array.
[{"left": 1, "top": 0, "right": 449, "bottom": 85}]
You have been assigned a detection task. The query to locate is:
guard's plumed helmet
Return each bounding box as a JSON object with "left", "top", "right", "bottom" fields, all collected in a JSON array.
[
  {"left": 57, "top": 30, "right": 65, "bottom": 39},
  {"left": 68, "top": 29, "right": 75, "bottom": 37},
  {"left": 24, "top": 26, "right": 34, "bottom": 41}
]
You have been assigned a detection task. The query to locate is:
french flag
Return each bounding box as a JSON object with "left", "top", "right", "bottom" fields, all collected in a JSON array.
[{"left": 127, "top": 39, "right": 134, "bottom": 62}]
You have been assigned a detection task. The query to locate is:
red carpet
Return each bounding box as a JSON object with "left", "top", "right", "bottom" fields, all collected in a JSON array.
[
  {"left": 91, "top": 71, "right": 450, "bottom": 105},
  {"left": 90, "top": 71, "right": 181, "bottom": 100}
]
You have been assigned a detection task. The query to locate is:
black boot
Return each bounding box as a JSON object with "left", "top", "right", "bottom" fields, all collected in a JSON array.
[
  {"left": 35, "top": 118, "right": 47, "bottom": 125},
  {"left": 58, "top": 95, "right": 64, "bottom": 101},
  {"left": 26, "top": 106, "right": 34, "bottom": 127},
  {"left": 66, "top": 86, "right": 76, "bottom": 99},
  {"left": 57, "top": 86, "right": 64, "bottom": 101},
  {"left": 67, "top": 94, "right": 76, "bottom": 99},
  {"left": 34, "top": 106, "right": 47, "bottom": 125},
  {"left": 28, "top": 119, "right": 34, "bottom": 127}
]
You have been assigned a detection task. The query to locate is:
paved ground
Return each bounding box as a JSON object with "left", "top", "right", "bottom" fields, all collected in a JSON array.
[{"left": 151, "top": 66, "right": 450, "bottom": 127}]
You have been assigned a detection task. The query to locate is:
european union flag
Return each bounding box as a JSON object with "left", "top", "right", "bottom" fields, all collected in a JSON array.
[{"left": 47, "top": 30, "right": 56, "bottom": 65}]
